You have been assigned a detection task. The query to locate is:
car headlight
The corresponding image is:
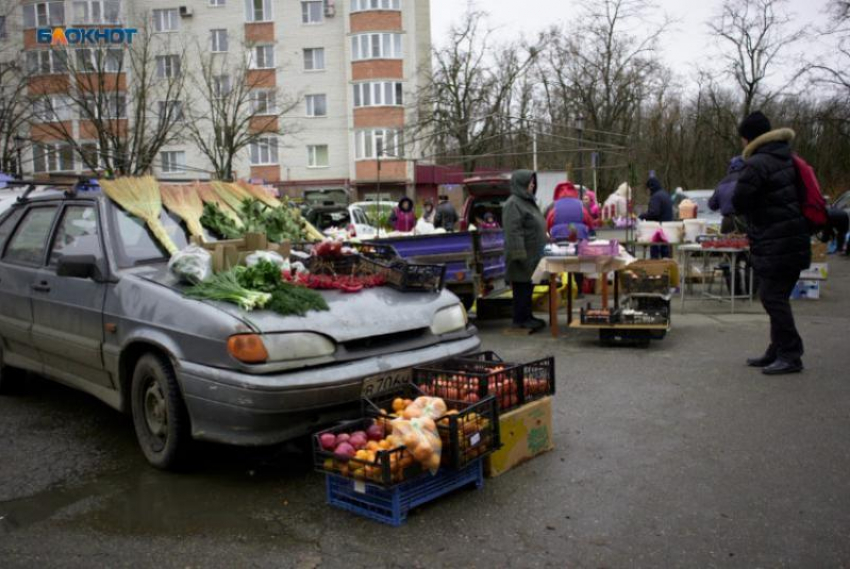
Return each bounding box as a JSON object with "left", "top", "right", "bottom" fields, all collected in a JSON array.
[
  {"left": 228, "top": 333, "right": 335, "bottom": 364},
  {"left": 430, "top": 304, "right": 468, "bottom": 336}
]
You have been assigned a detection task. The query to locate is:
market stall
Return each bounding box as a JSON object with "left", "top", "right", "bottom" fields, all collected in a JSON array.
[
  {"left": 679, "top": 236, "right": 754, "bottom": 314},
  {"left": 534, "top": 241, "right": 674, "bottom": 345}
]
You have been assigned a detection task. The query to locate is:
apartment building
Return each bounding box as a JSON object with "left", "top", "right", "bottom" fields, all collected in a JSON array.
[{"left": 4, "top": 0, "right": 431, "bottom": 199}]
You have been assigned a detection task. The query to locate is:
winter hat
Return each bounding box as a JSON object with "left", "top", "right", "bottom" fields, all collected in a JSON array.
[{"left": 738, "top": 111, "right": 772, "bottom": 141}]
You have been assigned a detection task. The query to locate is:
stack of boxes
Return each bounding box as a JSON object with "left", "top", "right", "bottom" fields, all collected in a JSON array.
[{"left": 791, "top": 242, "right": 829, "bottom": 300}]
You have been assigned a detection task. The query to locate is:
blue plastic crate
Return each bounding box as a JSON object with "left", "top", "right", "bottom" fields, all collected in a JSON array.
[{"left": 325, "top": 460, "right": 484, "bottom": 526}]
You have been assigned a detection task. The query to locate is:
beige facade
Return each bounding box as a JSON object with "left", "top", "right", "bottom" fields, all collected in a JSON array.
[{"left": 6, "top": 0, "right": 431, "bottom": 196}]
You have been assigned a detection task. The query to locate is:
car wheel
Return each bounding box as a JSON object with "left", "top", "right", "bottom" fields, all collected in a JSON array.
[
  {"left": 130, "top": 353, "right": 191, "bottom": 470},
  {"left": 0, "top": 350, "right": 24, "bottom": 395}
]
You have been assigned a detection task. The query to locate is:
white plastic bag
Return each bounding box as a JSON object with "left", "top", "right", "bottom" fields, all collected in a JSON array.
[
  {"left": 168, "top": 245, "right": 212, "bottom": 284},
  {"left": 245, "top": 250, "right": 285, "bottom": 268}
]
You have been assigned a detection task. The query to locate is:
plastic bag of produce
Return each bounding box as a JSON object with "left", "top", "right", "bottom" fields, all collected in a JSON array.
[
  {"left": 245, "top": 250, "right": 285, "bottom": 268},
  {"left": 390, "top": 416, "right": 442, "bottom": 474},
  {"left": 398, "top": 396, "right": 448, "bottom": 421},
  {"left": 168, "top": 245, "right": 212, "bottom": 284}
]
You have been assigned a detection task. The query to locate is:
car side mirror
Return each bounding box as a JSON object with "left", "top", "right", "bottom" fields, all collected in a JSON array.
[{"left": 56, "top": 254, "right": 104, "bottom": 282}]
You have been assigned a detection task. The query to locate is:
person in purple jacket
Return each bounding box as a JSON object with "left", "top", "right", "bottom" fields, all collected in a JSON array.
[{"left": 709, "top": 156, "right": 748, "bottom": 234}]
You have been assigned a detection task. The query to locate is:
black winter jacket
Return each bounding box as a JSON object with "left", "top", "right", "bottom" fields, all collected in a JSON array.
[
  {"left": 732, "top": 128, "right": 811, "bottom": 278},
  {"left": 639, "top": 178, "right": 673, "bottom": 222}
]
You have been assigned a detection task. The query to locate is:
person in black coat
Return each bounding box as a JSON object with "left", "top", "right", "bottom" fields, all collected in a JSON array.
[
  {"left": 433, "top": 195, "right": 459, "bottom": 232},
  {"left": 639, "top": 176, "right": 673, "bottom": 258},
  {"left": 818, "top": 207, "right": 849, "bottom": 255},
  {"left": 732, "top": 111, "right": 811, "bottom": 375}
]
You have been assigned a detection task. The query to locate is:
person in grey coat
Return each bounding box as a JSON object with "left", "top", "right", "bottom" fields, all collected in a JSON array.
[{"left": 503, "top": 170, "right": 548, "bottom": 331}]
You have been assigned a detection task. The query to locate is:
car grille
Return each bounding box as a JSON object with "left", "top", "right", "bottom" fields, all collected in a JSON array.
[{"left": 342, "top": 328, "right": 429, "bottom": 353}]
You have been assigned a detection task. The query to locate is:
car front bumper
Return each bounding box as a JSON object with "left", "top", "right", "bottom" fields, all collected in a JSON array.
[{"left": 176, "top": 334, "right": 481, "bottom": 446}]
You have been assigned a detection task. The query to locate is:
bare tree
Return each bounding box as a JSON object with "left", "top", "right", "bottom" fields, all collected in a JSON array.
[
  {"left": 29, "top": 17, "right": 187, "bottom": 176},
  {"left": 184, "top": 45, "right": 300, "bottom": 181},
  {"left": 537, "top": 0, "right": 669, "bottom": 190},
  {"left": 708, "top": 0, "right": 805, "bottom": 117},
  {"left": 0, "top": 1, "right": 31, "bottom": 175},
  {"left": 416, "top": 6, "right": 540, "bottom": 173}
]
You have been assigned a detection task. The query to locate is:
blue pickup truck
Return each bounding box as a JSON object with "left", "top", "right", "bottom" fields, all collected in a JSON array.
[{"left": 367, "top": 175, "right": 511, "bottom": 312}]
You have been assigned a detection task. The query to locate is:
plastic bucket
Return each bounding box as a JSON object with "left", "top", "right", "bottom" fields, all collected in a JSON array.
[
  {"left": 683, "top": 219, "right": 706, "bottom": 242},
  {"left": 662, "top": 221, "right": 684, "bottom": 244},
  {"left": 637, "top": 221, "right": 661, "bottom": 242}
]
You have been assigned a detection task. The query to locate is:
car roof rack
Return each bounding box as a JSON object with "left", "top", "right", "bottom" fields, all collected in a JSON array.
[{"left": 6, "top": 177, "right": 97, "bottom": 202}]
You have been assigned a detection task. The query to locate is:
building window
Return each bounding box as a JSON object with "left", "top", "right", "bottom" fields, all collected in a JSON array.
[
  {"left": 79, "top": 142, "right": 104, "bottom": 170},
  {"left": 156, "top": 55, "right": 182, "bottom": 78},
  {"left": 351, "top": 0, "right": 401, "bottom": 11},
  {"left": 305, "top": 94, "right": 327, "bottom": 117},
  {"left": 213, "top": 75, "right": 232, "bottom": 98},
  {"left": 351, "top": 33, "right": 403, "bottom": 61},
  {"left": 210, "top": 0, "right": 226, "bottom": 6},
  {"left": 23, "top": 2, "right": 66, "bottom": 28},
  {"left": 303, "top": 48, "right": 325, "bottom": 71},
  {"left": 210, "top": 29, "right": 228, "bottom": 52},
  {"left": 250, "top": 90, "right": 276, "bottom": 115},
  {"left": 355, "top": 129, "right": 403, "bottom": 160},
  {"left": 0, "top": 16, "right": 7, "bottom": 40},
  {"left": 353, "top": 81, "right": 404, "bottom": 108},
  {"left": 26, "top": 50, "right": 68, "bottom": 75},
  {"left": 157, "top": 101, "right": 184, "bottom": 124},
  {"left": 244, "top": 0, "right": 273, "bottom": 22},
  {"left": 33, "top": 96, "right": 75, "bottom": 122},
  {"left": 160, "top": 151, "right": 186, "bottom": 174},
  {"left": 301, "top": 1, "right": 323, "bottom": 24},
  {"left": 72, "top": 1, "right": 121, "bottom": 25},
  {"left": 73, "top": 48, "right": 124, "bottom": 73},
  {"left": 33, "top": 143, "right": 75, "bottom": 173},
  {"left": 307, "top": 145, "right": 329, "bottom": 168},
  {"left": 249, "top": 137, "right": 278, "bottom": 165},
  {"left": 81, "top": 94, "right": 127, "bottom": 119},
  {"left": 250, "top": 45, "right": 275, "bottom": 69},
  {"left": 152, "top": 8, "right": 180, "bottom": 32}
]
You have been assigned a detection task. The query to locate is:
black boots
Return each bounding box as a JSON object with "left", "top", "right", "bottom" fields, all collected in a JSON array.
[{"left": 762, "top": 359, "right": 804, "bottom": 375}]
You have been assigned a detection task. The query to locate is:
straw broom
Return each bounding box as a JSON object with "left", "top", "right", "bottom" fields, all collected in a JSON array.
[
  {"left": 197, "top": 182, "right": 244, "bottom": 227},
  {"left": 236, "top": 180, "right": 282, "bottom": 208},
  {"left": 161, "top": 184, "right": 205, "bottom": 239},
  {"left": 101, "top": 176, "right": 179, "bottom": 254},
  {"left": 211, "top": 180, "right": 249, "bottom": 213}
]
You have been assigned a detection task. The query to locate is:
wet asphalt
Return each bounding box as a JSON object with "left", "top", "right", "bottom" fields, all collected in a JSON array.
[{"left": 1, "top": 259, "right": 850, "bottom": 568}]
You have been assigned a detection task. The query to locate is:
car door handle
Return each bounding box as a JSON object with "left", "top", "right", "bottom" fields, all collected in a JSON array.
[{"left": 31, "top": 281, "right": 51, "bottom": 293}]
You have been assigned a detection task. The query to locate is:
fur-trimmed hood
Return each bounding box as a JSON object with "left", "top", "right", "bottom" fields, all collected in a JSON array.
[{"left": 743, "top": 128, "right": 795, "bottom": 159}]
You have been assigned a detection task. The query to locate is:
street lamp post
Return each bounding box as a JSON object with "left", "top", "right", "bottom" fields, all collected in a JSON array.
[{"left": 575, "top": 114, "right": 585, "bottom": 192}]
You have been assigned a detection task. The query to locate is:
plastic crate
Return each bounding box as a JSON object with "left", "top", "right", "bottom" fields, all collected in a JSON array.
[
  {"left": 362, "top": 383, "right": 500, "bottom": 470},
  {"left": 313, "top": 418, "right": 425, "bottom": 488},
  {"left": 412, "top": 352, "right": 555, "bottom": 413},
  {"left": 619, "top": 269, "right": 671, "bottom": 294},
  {"left": 577, "top": 239, "right": 619, "bottom": 257},
  {"left": 325, "top": 459, "right": 484, "bottom": 526},
  {"left": 357, "top": 257, "right": 447, "bottom": 293}
]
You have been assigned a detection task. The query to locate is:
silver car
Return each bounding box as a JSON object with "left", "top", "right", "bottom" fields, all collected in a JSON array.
[{"left": 0, "top": 189, "right": 479, "bottom": 469}]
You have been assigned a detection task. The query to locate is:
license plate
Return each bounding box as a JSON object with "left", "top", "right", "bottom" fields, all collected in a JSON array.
[{"left": 361, "top": 369, "right": 412, "bottom": 398}]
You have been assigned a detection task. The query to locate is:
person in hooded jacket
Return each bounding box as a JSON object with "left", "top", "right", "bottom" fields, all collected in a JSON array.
[
  {"left": 503, "top": 170, "right": 548, "bottom": 331},
  {"left": 389, "top": 197, "right": 416, "bottom": 232},
  {"left": 709, "top": 156, "right": 748, "bottom": 234},
  {"left": 639, "top": 176, "right": 673, "bottom": 258},
  {"left": 710, "top": 156, "right": 751, "bottom": 295},
  {"left": 732, "top": 111, "right": 811, "bottom": 375}
]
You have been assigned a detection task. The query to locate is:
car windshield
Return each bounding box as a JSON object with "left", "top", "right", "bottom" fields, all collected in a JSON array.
[{"left": 108, "top": 202, "right": 190, "bottom": 267}]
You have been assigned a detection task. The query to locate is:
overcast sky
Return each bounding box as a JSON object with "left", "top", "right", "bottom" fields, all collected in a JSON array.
[{"left": 429, "top": 0, "right": 832, "bottom": 86}]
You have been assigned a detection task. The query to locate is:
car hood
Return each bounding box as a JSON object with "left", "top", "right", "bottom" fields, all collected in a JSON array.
[{"left": 129, "top": 264, "right": 460, "bottom": 342}]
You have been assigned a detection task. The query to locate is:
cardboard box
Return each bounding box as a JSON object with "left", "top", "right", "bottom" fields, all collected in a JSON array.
[
  {"left": 191, "top": 232, "right": 291, "bottom": 273},
  {"left": 812, "top": 241, "right": 828, "bottom": 263},
  {"left": 790, "top": 279, "right": 821, "bottom": 300},
  {"left": 625, "top": 259, "right": 680, "bottom": 286},
  {"left": 799, "top": 263, "right": 828, "bottom": 281},
  {"left": 485, "top": 396, "right": 554, "bottom": 478}
]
